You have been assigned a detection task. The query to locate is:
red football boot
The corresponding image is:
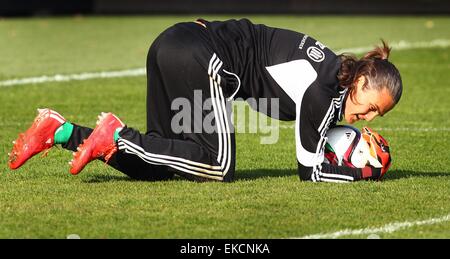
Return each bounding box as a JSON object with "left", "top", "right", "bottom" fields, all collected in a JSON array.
[
  {"left": 8, "top": 108, "right": 66, "bottom": 169},
  {"left": 69, "top": 112, "right": 124, "bottom": 175}
]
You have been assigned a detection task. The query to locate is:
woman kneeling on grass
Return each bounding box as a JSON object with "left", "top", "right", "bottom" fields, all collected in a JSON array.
[{"left": 8, "top": 18, "right": 402, "bottom": 183}]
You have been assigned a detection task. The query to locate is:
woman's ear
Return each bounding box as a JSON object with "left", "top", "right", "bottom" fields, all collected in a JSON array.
[
  {"left": 349, "top": 76, "right": 365, "bottom": 105},
  {"left": 356, "top": 75, "right": 367, "bottom": 91}
]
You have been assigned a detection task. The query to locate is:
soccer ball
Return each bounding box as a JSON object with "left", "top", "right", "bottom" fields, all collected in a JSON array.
[{"left": 324, "top": 126, "right": 391, "bottom": 177}]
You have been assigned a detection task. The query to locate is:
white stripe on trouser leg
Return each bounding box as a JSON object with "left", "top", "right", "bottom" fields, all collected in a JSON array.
[
  {"left": 212, "top": 59, "right": 221, "bottom": 80},
  {"left": 208, "top": 53, "right": 217, "bottom": 75},
  {"left": 212, "top": 79, "right": 228, "bottom": 169},
  {"left": 116, "top": 53, "right": 231, "bottom": 180},
  {"left": 118, "top": 143, "right": 222, "bottom": 180},
  {"left": 117, "top": 121, "right": 227, "bottom": 178},
  {"left": 216, "top": 81, "right": 232, "bottom": 175},
  {"left": 209, "top": 54, "right": 230, "bottom": 172},
  {"left": 210, "top": 54, "right": 227, "bottom": 167},
  {"left": 121, "top": 149, "right": 223, "bottom": 181},
  {"left": 117, "top": 139, "right": 222, "bottom": 172},
  {"left": 213, "top": 60, "right": 223, "bottom": 82},
  {"left": 117, "top": 140, "right": 224, "bottom": 179},
  {"left": 312, "top": 167, "right": 354, "bottom": 183},
  {"left": 317, "top": 178, "right": 350, "bottom": 183},
  {"left": 210, "top": 76, "right": 223, "bottom": 163}
]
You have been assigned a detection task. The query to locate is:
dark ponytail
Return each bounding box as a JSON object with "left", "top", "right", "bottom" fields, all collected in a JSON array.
[
  {"left": 363, "top": 40, "right": 391, "bottom": 60},
  {"left": 338, "top": 40, "right": 403, "bottom": 104}
]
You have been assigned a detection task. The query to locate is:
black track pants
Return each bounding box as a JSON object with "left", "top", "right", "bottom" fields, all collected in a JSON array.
[{"left": 64, "top": 22, "right": 239, "bottom": 182}]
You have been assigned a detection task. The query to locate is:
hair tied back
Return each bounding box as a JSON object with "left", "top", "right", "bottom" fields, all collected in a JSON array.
[{"left": 363, "top": 39, "right": 391, "bottom": 61}]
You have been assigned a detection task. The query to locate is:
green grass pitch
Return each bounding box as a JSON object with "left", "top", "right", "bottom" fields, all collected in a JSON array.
[{"left": 0, "top": 15, "right": 449, "bottom": 238}]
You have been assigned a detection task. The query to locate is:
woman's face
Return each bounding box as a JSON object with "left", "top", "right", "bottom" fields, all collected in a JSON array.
[{"left": 344, "top": 76, "right": 395, "bottom": 124}]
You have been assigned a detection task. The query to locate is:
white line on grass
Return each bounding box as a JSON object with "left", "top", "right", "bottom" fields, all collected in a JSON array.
[
  {"left": 0, "top": 68, "right": 146, "bottom": 88},
  {"left": 0, "top": 39, "right": 449, "bottom": 88},
  {"left": 336, "top": 38, "right": 450, "bottom": 54},
  {"left": 374, "top": 127, "right": 450, "bottom": 132},
  {"left": 295, "top": 213, "right": 450, "bottom": 239},
  {"left": 276, "top": 124, "right": 450, "bottom": 132}
]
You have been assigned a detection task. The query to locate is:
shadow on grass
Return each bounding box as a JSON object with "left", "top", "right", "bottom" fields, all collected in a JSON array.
[
  {"left": 383, "top": 170, "right": 450, "bottom": 181},
  {"left": 235, "top": 168, "right": 296, "bottom": 181},
  {"left": 83, "top": 174, "right": 136, "bottom": 183},
  {"left": 82, "top": 169, "right": 449, "bottom": 183},
  {"left": 83, "top": 168, "right": 297, "bottom": 183},
  {"left": 236, "top": 169, "right": 450, "bottom": 181}
]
